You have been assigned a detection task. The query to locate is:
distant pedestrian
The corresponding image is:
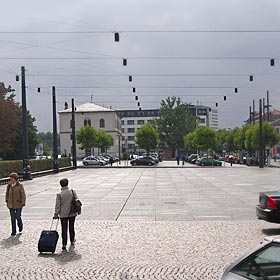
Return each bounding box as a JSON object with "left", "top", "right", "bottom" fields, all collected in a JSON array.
[
  {"left": 181, "top": 155, "right": 185, "bottom": 166},
  {"left": 109, "top": 157, "right": 114, "bottom": 166},
  {"left": 5, "top": 173, "right": 26, "bottom": 236},
  {"left": 176, "top": 155, "right": 181, "bottom": 165},
  {"left": 53, "top": 178, "right": 80, "bottom": 251}
]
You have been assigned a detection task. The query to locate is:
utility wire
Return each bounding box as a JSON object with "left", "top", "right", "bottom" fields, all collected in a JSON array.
[
  {"left": 0, "top": 56, "right": 274, "bottom": 60},
  {"left": 1, "top": 30, "right": 280, "bottom": 33}
]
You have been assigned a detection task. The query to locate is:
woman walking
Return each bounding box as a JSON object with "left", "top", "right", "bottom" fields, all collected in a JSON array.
[
  {"left": 5, "top": 173, "right": 26, "bottom": 236},
  {"left": 53, "top": 178, "right": 80, "bottom": 250}
]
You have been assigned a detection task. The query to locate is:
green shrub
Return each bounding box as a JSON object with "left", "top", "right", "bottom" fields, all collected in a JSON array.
[{"left": 0, "top": 158, "right": 71, "bottom": 178}]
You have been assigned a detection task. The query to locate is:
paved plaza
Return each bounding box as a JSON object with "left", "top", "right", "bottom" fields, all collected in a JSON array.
[{"left": 1, "top": 163, "right": 280, "bottom": 279}]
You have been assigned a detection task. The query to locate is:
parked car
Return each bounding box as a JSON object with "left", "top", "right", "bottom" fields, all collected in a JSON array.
[
  {"left": 95, "top": 155, "right": 109, "bottom": 165},
  {"left": 32, "top": 155, "right": 48, "bottom": 160},
  {"left": 256, "top": 191, "right": 280, "bottom": 223},
  {"left": 221, "top": 237, "right": 280, "bottom": 279},
  {"left": 103, "top": 155, "right": 119, "bottom": 163},
  {"left": 196, "top": 157, "right": 222, "bottom": 166},
  {"left": 130, "top": 156, "right": 155, "bottom": 166},
  {"left": 247, "top": 157, "right": 259, "bottom": 166},
  {"left": 187, "top": 154, "right": 199, "bottom": 163},
  {"left": 142, "top": 153, "right": 159, "bottom": 163},
  {"left": 82, "top": 156, "right": 104, "bottom": 166}
]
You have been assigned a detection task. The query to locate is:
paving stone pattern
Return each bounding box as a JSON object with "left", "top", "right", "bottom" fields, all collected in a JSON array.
[
  {"left": 1, "top": 165, "right": 280, "bottom": 279},
  {"left": 0, "top": 220, "right": 279, "bottom": 280}
]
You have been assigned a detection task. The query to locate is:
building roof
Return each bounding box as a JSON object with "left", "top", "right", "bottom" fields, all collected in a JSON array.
[{"left": 59, "top": 102, "right": 114, "bottom": 113}]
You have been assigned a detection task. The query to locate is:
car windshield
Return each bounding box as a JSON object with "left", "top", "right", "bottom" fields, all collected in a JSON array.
[{"left": 231, "top": 244, "right": 280, "bottom": 280}]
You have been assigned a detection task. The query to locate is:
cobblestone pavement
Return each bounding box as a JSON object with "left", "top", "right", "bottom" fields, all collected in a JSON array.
[
  {"left": 0, "top": 220, "right": 279, "bottom": 280},
  {"left": 1, "top": 166, "right": 280, "bottom": 279}
]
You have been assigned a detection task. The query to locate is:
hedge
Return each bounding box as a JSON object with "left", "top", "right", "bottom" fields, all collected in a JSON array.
[{"left": 0, "top": 158, "right": 71, "bottom": 178}]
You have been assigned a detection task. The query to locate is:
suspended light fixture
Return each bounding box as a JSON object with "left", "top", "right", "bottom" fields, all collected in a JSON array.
[
  {"left": 129, "top": 75, "right": 132, "bottom": 82},
  {"left": 114, "top": 32, "right": 120, "bottom": 42},
  {"left": 123, "top": 58, "right": 127, "bottom": 66}
]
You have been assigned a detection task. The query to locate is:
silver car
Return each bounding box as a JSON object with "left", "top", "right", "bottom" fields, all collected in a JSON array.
[
  {"left": 221, "top": 236, "right": 280, "bottom": 279},
  {"left": 82, "top": 156, "right": 104, "bottom": 166}
]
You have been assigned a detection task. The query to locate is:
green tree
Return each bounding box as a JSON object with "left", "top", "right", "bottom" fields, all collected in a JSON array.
[
  {"left": 6, "top": 109, "right": 38, "bottom": 160},
  {"left": 37, "top": 132, "right": 55, "bottom": 155},
  {"left": 155, "top": 96, "right": 196, "bottom": 155},
  {"left": 216, "top": 129, "right": 229, "bottom": 153},
  {"left": 244, "top": 122, "right": 280, "bottom": 153},
  {"left": 191, "top": 126, "right": 218, "bottom": 154},
  {"left": 0, "top": 83, "right": 19, "bottom": 158},
  {"left": 96, "top": 130, "right": 114, "bottom": 154},
  {"left": 183, "top": 131, "right": 196, "bottom": 151},
  {"left": 244, "top": 124, "right": 258, "bottom": 152},
  {"left": 76, "top": 125, "right": 97, "bottom": 155},
  {"left": 135, "top": 124, "right": 159, "bottom": 154}
]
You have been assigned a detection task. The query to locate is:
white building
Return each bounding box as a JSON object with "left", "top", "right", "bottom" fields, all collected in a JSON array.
[
  {"left": 117, "top": 106, "right": 218, "bottom": 155},
  {"left": 117, "top": 109, "right": 159, "bottom": 154},
  {"left": 190, "top": 106, "right": 218, "bottom": 130},
  {"left": 59, "top": 103, "right": 122, "bottom": 159}
]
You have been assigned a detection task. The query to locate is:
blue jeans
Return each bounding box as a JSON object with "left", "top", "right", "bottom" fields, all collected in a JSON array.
[{"left": 9, "top": 208, "right": 23, "bottom": 235}]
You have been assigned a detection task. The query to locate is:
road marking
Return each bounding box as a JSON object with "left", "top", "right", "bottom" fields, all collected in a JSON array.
[{"left": 234, "top": 183, "right": 253, "bottom": 186}]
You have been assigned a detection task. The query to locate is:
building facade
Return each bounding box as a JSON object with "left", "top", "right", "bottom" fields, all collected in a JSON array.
[
  {"left": 189, "top": 105, "right": 218, "bottom": 130},
  {"left": 117, "top": 109, "right": 159, "bottom": 154},
  {"left": 59, "top": 103, "right": 122, "bottom": 159},
  {"left": 117, "top": 105, "right": 218, "bottom": 155}
]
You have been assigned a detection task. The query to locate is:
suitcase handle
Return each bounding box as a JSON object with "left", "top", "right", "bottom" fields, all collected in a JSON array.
[{"left": 50, "top": 218, "right": 59, "bottom": 231}]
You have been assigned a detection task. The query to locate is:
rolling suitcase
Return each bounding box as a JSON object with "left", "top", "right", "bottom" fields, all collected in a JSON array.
[{"left": 38, "top": 219, "right": 59, "bottom": 253}]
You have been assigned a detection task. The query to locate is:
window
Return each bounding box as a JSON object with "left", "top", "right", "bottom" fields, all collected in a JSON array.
[
  {"left": 128, "top": 128, "right": 135, "bottom": 133},
  {"left": 121, "top": 120, "right": 124, "bottom": 125},
  {"left": 197, "top": 118, "right": 205, "bottom": 124},
  {"left": 127, "top": 120, "right": 134, "bottom": 125},
  {"left": 137, "top": 120, "right": 145, "bottom": 125},
  {"left": 128, "top": 136, "right": 135, "bottom": 141},
  {"left": 231, "top": 244, "right": 280, "bottom": 280},
  {"left": 197, "top": 109, "right": 207, "bottom": 116},
  {"left": 121, "top": 128, "right": 125, "bottom": 133},
  {"left": 84, "top": 118, "right": 91, "bottom": 126},
  {"left": 100, "top": 118, "right": 105, "bottom": 128},
  {"left": 122, "top": 136, "right": 125, "bottom": 141}
]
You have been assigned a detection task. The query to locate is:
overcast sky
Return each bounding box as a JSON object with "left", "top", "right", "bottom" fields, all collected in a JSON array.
[{"left": 1, "top": 0, "right": 280, "bottom": 132}]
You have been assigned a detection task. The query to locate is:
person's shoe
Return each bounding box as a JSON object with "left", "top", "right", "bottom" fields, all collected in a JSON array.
[
  {"left": 19, "top": 226, "right": 23, "bottom": 233},
  {"left": 11, "top": 233, "right": 16, "bottom": 237},
  {"left": 62, "top": 246, "right": 66, "bottom": 250},
  {"left": 71, "top": 240, "right": 76, "bottom": 246}
]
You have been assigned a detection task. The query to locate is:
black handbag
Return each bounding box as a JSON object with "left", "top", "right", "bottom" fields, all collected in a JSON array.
[{"left": 70, "top": 189, "right": 82, "bottom": 215}]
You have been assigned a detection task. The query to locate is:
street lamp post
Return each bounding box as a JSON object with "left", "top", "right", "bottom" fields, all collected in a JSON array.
[
  {"left": 52, "top": 86, "right": 59, "bottom": 173},
  {"left": 20, "top": 66, "right": 32, "bottom": 179},
  {"left": 259, "top": 99, "right": 264, "bottom": 168},
  {"left": 71, "top": 98, "right": 77, "bottom": 168}
]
